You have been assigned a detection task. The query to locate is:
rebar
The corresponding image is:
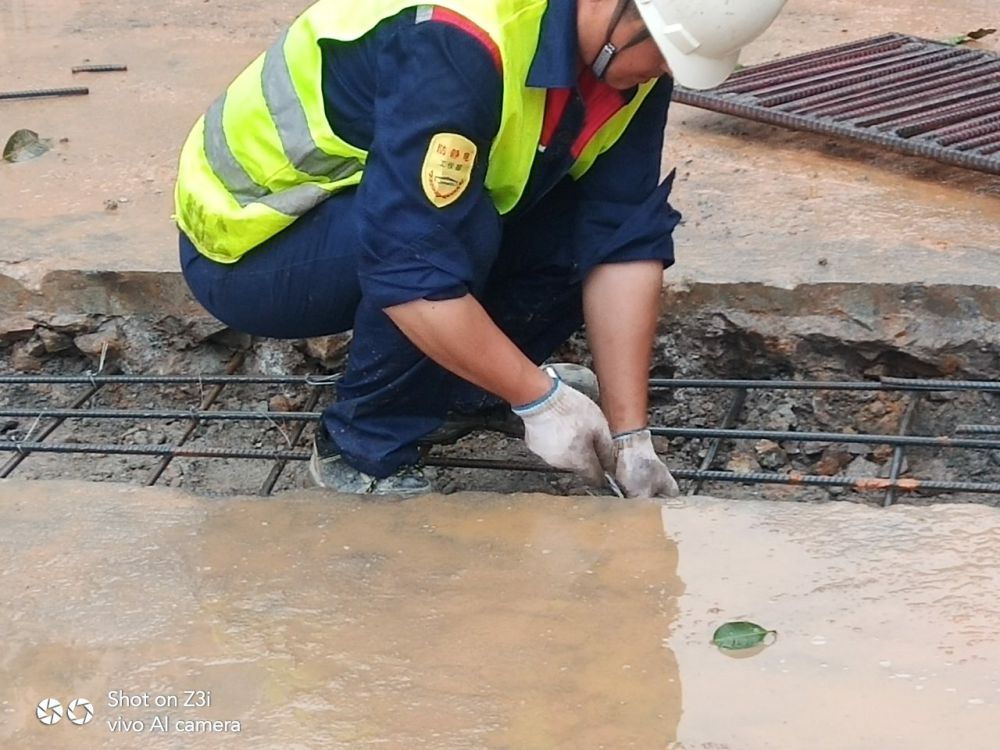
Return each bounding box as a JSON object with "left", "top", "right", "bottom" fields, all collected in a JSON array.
[
  {"left": 672, "top": 33, "right": 1000, "bottom": 176},
  {"left": 650, "top": 426, "right": 1000, "bottom": 451},
  {"left": 258, "top": 389, "right": 322, "bottom": 496},
  {"left": 71, "top": 64, "right": 128, "bottom": 73},
  {"left": 688, "top": 388, "right": 747, "bottom": 495},
  {"left": 884, "top": 395, "right": 921, "bottom": 507},
  {"left": 0, "top": 87, "right": 90, "bottom": 101}
]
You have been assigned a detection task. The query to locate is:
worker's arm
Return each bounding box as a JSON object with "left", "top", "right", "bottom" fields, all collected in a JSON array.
[
  {"left": 385, "top": 295, "right": 550, "bottom": 407},
  {"left": 583, "top": 260, "right": 679, "bottom": 497},
  {"left": 386, "top": 295, "right": 614, "bottom": 483}
]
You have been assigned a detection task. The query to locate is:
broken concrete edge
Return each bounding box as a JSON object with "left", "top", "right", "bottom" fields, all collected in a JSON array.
[{"left": 1, "top": 270, "right": 998, "bottom": 379}]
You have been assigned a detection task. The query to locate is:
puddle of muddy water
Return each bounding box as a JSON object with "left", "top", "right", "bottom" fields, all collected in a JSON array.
[
  {"left": 3, "top": 481, "right": 999, "bottom": 749},
  {"left": 0, "top": 482, "right": 681, "bottom": 749},
  {"left": 664, "top": 498, "right": 1000, "bottom": 749}
]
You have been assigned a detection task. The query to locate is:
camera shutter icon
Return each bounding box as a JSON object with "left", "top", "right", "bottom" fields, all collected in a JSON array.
[
  {"left": 67, "top": 698, "right": 95, "bottom": 726},
  {"left": 36, "top": 698, "right": 63, "bottom": 726}
]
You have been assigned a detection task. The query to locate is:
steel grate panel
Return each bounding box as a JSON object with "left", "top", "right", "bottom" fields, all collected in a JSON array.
[{"left": 672, "top": 33, "right": 1000, "bottom": 174}]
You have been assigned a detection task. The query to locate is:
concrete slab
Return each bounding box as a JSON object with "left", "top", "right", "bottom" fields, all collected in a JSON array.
[
  {"left": 1, "top": 0, "right": 999, "bottom": 318},
  {"left": 2, "top": 480, "right": 998, "bottom": 748}
]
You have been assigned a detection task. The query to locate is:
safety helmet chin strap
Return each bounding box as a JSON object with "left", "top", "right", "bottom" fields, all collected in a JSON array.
[{"left": 590, "top": 0, "right": 653, "bottom": 80}]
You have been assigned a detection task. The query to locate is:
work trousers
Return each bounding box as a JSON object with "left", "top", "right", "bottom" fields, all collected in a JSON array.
[{"left": 180, "top": 185, "right": 585, "bottom": 477}]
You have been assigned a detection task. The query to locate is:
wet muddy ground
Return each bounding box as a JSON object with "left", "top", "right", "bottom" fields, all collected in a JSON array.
[{"left": 1, "top": 481, "right": 998, "bottom": 748}]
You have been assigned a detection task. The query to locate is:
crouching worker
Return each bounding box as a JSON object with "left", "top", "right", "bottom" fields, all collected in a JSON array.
[{"left": 174, "top": 0, "right": 787, "bottom": 497}]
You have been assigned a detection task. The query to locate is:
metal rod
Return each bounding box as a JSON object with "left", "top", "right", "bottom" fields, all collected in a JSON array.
[
  {"left": 651, "top": 426, "right": 1000, "bottom": 451},
  {"left": 145, "top": 352, "right": 245, "bottom": 486},
  {"left": 71, "top": 64, "right": 128, "bottom": 73},
  {"left": 955, "top": 424, "right": 1000, "bottom": 435},
  {"left": 884, "top": 395, "right": 922, "bottom": 507},
  {"left": 2, "top": 442, "right": 998, "bottom": 496},
  {"left": 0, "top": 385, "right": 102, "bottom": 478},
  {"left": 419, "top": 457, "right": 1000, "bottom": 495},
  {"left": 688, "top": 388, "right": 747, "bottom": 495},
  {"left": 0, "top": 407, "right": 318, "bottom": 422},
  {"left": 0, "top": 374, "right": 340, "bottom": 386},
  {"left": 879, "top": 376, "right": 1000, "bottom": 392},
  {"left": 0, "top": 86, "right": 89, "bottom": 101},
  {"left": 0, "top": 441, "right": 307, "bottom": 461},
  {"left": 258, "top": 389, "right": 322, "bottom": 496}
]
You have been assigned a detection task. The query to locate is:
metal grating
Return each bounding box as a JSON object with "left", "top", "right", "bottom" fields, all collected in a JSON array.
[{"left": 672, "top": 33, "right": 1000, "bottom": 175}]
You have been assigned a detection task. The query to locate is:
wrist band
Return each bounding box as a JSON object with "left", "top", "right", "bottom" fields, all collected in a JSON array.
[
  {"left": 512, "top": 375, "right": 559, "bottom": 415},
  {"left": 612, "top": 427, "right": 648, "bottom": 441}
]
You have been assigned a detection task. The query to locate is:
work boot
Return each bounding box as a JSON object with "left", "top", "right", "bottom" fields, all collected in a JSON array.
[
  {"left": 421, "top": 363, "right": 600, "bottom": 446},
  {"left": 309, "top": 428, "right": 432, "bottom": 497}
]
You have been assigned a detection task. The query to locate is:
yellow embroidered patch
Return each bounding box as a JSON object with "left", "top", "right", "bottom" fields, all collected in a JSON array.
[{"left": 421, "top": 132, "right": 477, "bottom": 208}]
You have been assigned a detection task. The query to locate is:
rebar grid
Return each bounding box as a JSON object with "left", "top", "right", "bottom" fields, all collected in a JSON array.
[{"left": 0, "top": 373, "right": 997, "bottom": 500}]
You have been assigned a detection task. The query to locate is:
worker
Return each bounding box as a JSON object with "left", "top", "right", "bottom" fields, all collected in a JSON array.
[{"left": 175, "top": 0, "right": 787, "bottom": 497}]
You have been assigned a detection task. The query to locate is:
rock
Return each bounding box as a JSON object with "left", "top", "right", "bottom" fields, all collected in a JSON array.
[
  {"left": 815, "top": 448, "right": 851, "bottom": 476},
  {"left": 1, "top": 420, "right": 18, "bottom": 434},
  {"left": 74, "top": 321, "right": 123, "bottom": 362},
  {"left": 0, "top": 316, "right": 36, "bottom": 346},
  {"left": 36, "top": 327, "right": 74, "bottom": 354},
  {"left": 726, "top": 452, "right": 761, "bottom": 474},
  {"left": 991, "top": 451, "right": 1000, "bottom": 468},
  {"left": 845, "top": 456, "right": 880, "bottom": 479},
  {"left": 878, "top": 456, "right": 909, "bottom": 477},
  {"left": 801, "top": 441, "right": 831, "bottom": 455},
  {"left": 753, "top": 439, "right": 788, "bottom": 470},
  {"left": 302, "top": 334, "right": 352, "bottom": 368},
  {"left": 45, "top": 314, "right": 98, "bottom": 335},
  {"left": 19, "top": 335, "right": 47, "bottom": 359},
  {"left": 11, "top": 342, "right": 44, "bottom": 372},
  {"left": 764, "top": 402, "right": 798, "bottom": 432},
  {"left": 269, "top": 394, "right": 295, "bottom": 413}
]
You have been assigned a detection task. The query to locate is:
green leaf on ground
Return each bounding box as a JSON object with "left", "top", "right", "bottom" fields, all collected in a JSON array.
[
  {"left": 712, "top": 621, "right": 777, "bottom": 651},
  {"left": 940, "top": 28, "right": 997, "bottom": 46}
]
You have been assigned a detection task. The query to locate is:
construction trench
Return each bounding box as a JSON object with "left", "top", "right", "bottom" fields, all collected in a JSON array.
[{"left": 3, "top": 0, "right": 1000, "bottom": 748}]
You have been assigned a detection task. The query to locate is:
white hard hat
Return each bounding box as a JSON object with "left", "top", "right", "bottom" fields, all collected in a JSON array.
[{"left": 634, "top": 0, "right": 788, "bottom": 90}]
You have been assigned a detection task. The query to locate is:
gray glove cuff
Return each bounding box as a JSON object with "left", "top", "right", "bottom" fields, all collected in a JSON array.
[{"left": 612, "top": 428, "right": 651, "bottom": 447}]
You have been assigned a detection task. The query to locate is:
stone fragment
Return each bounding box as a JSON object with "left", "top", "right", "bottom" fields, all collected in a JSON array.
[
  {"left": 845, "top": 456, "right": 880, "bottom": 479},
  {"left": 0, "top": 316, "right": 36, "bottom": 345},
  {"left": 815, "top": 448, "right": 851, "bottom": 476},
  {"left": 753, "top": 439, "right": 788, "bottom": 470},
  {"left": 764, "top": 402, "right": 798, "bottom": 432},
  {"left": 36, "top": 327, "right": 73, "bottom": 354},
  {"left": 726, "top": 452, "right": 761, "bottom": 474},
  {"left": 74, "top": 321, "right": 123, "bottom": 362},
  {"left": 303, "top": 334, "right": 352, "bottom": 368},
  {"left": 11, "top": 342, "right": 44, "bottom": 372}
]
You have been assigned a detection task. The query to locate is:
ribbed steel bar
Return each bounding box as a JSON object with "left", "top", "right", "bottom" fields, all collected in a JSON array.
[
  {"left": 420, "top": 457, "right": 1000, "bottom": 495},
  {"left": 955, "top": 425, "right": 1000, "bottom": 435},
  {"left": 688, "top": 388, "right": 747, "bottom": 496},
  {"left": 884, "top": 395, "right": 921, "bottom": 508},
  {"left": 822, "top": 70, "right": 1000, "bottom": 124},
  {"left": 0, "top": 442, "right": 308, "bottom": 461},
  {"left": 146, "top": 352, "right": 246, "bottom": 486},
  {"left": 71, "top": 64, "right": 127, "bottom": 73},
  {"left": 0, "top": 385, "right": 102, "bottom": 478},
  {"left": 756, "top": 49, "right": 963, "bottom": 107},
  {"left": 796, "top": 60, "right": 1000, "bottom": 118},
  {"left": 2, "top": 442, "right": 998, "bottom": 496},
  {"left": 672, "top": 33, "right": 1000, "bottom": 175},
  {"left": 0, "top": 86, "right": 89, "bottom": 100},
  {"left": 0, "top": 408, "right": 319, "bottom": 422},
  {"left": 0, "top": 374, "right": 340, "bottom": 386},
  {"left": 258, "top": 389, "right": 322, "bottom": 496},
  {"left": 649, "top": 426, "right": 1000, "bottom": 451},
  {"left": 717, "top": 36, "right": 908, "bottom": 93},
  {"left": 879, "top": 376, "right": 1000, "bottom": 392}
]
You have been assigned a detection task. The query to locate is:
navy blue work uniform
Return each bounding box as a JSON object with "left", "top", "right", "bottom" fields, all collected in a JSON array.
[{"left": 180, "top": 2, "right": 682, "bottom": 478}]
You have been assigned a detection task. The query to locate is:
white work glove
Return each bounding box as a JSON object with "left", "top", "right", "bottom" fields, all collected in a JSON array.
[
  {"left": 611, "top": 429, "right": 680, "bottom": 498},
  {"left": 512, "top": 373, "right": 614, "bottom": 485}
]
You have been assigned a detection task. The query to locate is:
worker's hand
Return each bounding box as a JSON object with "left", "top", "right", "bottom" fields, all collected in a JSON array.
[
  {"left": 513, "top": 375, "right": 614, "bottom": 485},
  {"left": 611, "top": 429, "right": 680, "bottom": 498}
]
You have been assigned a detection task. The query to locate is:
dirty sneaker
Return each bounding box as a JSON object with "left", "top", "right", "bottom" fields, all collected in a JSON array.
[
  {"left": 309, "top": 429, "right": 431, "bottom": 497},
  {"left": 421, "top": 364, "right": 599, "bottom": 446}
]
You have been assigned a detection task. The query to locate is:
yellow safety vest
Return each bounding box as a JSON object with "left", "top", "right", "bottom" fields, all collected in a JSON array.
[{"left": 175, "top": 0, "right": 656, "bottom": 263}]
